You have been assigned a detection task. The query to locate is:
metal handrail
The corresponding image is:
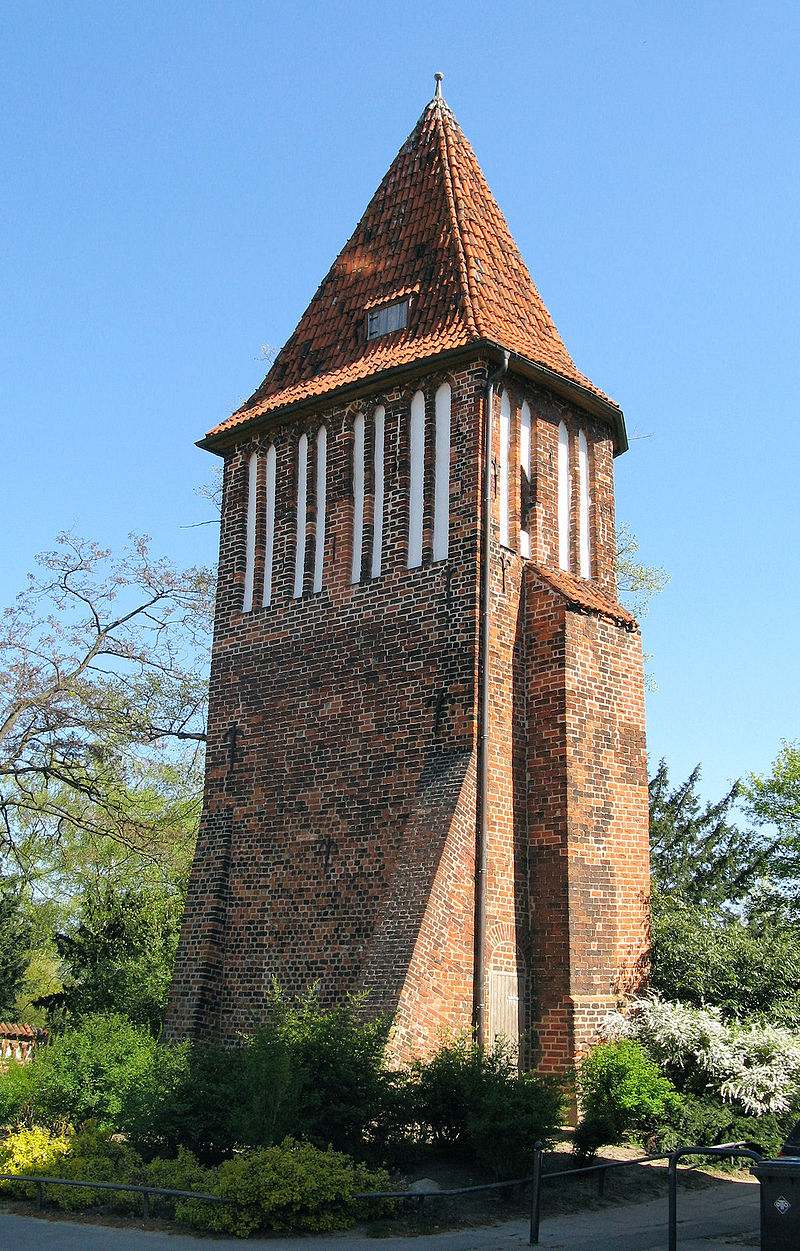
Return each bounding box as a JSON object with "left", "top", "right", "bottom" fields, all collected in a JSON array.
[
  {"left": 0, "top": 1171, "right": 230, "bottom": 1221},
  {"left": 1, "top": 1141, "right": 765, "bottom": 1241},
  {"left": 529, "top": 1140, "right": 763, "bottom": 1245},
  {"left": 667, "top": 1147, "right": 762, "bottom": 1251}
]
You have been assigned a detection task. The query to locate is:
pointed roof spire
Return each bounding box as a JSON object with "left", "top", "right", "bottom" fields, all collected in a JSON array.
[{"left": 206, "top": 90, "right": 624, "bottom": 449}]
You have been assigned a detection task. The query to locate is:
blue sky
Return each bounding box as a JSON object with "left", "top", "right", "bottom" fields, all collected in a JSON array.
[{"left": 3, "top": 1, "right": 798, "bottom": 803}]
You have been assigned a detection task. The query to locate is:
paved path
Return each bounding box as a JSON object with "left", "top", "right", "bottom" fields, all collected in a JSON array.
[{"left": 0, "top": 1174, "right": 760, "bottom": 1250}]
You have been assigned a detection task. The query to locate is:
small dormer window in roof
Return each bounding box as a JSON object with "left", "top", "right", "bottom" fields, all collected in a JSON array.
[{"left": 367, "top": 298, "right": 409, "bottom": 340}]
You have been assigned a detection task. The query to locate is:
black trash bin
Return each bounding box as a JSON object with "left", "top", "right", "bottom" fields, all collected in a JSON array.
[{"left": 753, "top": 1160, "right": 800, "bottom": 1250}]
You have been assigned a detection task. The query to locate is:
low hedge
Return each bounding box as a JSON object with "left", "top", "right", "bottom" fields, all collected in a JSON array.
[{"left": 0, "top": 1125, "right": 391, "bottom": 1235}]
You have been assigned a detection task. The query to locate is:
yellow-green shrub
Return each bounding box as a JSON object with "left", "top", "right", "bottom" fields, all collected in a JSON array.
[
  {"left": 45, "top": 1126, "right": 145, "bottom": 1212},
  {"left": 0, "top": 1127, "right": 391, "bottom": 1234},
  {"left": 143, "top": 1146, "right": 213, "bottom": 1218},
  {"left": 0, "top": 1124, "right": 146, "bottom": 1212},
  {"left": 175, "top": 1138, "right": 391, "bottom": 1237},
  {"left": 0, "top": 1126, "right": 72, "bottom": 1200}
]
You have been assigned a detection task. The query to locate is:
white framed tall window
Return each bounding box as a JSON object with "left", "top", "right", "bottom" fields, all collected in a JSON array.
[
  {"left": 371, "top": 406, "right": 385, "bottom": 578},
  {"left": 558, "top": 420, "right": 571, "bottom": 572},
  {"left": 293, "top": 434, "right": 308, "bottom": 598},
  {"left": 578, "top": 429, "right": 591, "bottom": 579},
  {"left": 262, "top": 444, "right": 276, "bottom": 607},
  {"left": 433, "top": 383, "right": 451, "bottom": 562},
  {"left": 313, "top": 426, "right": 327, "bottom": 593},
  {"left": 408, "top": 390, "right": 425, "bottom": 568},
  {"left": 351, "top": 413, "right": 365, "bottom": 583},
  {"left": 520, "top": 401, "right": 531, "bottom": 559},
  {"left": 499, "top": 390, "right": 510, "bottom": 548},
  {"left": 243, "top": 451, "right": 258, "bottom": 613}
]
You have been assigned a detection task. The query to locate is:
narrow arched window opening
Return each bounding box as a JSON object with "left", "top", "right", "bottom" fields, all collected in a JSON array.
[
  {"left": 558, "top": 420, "right": 571, "bottom": 572},
  {"left": 243, "top": 451, "right": 258, "bottom": 613},
  {"left": 499, "top": 390, "right": 511, "bottom": 548},
  {"left": 408, "top": 390, "right": 425, "bottom": 569},
  {"left": 520, "top": 402, "right": 531, "bottom": 559},
  {"left": 262, "top": 444, "right": 276, "bottom": 607},
  {"left": 313, "top": 426, "right": 327, "bottom": 593},
  {"left": 578, "top": 429, "right": 591, "bottom": 579},
  {"left": 433, "top": 383, "right": 451, "bottom": 562},
  {"left": 294, "top": 434, "right": 308, "bottom": 598},
  {"left": 351, "top": 413, "right": 365, "bottom": 583},
  {"left": 371, "top": 406, "right": 385, "bottom": 578}
]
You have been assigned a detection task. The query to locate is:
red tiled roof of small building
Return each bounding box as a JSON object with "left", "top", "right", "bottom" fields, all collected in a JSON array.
[
  {"left": 0, "top": 1023, "right": 45, "bottom": 1039},
  {"left": 529, "top": 564, "right": 638, "bottom": 628},
  {"left": 206, "top": 89, "right": 617, "bottom": 441}
]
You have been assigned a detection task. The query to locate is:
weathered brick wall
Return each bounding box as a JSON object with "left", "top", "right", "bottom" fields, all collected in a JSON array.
[
  {"left": 166, "top": 361, "right": 488, "bottom": 1048},
  {"left": 478, "top": 379, "right": 632, "bottom": 1062},
  {"left": 166, "top": 356, "right": 649, "bottom": 1071},
  {"left": 524, "top": 574, "right": 649, "bottom": 1072},
  {"left": 530, "top": 392, "right": 616, "bottom": 600}
]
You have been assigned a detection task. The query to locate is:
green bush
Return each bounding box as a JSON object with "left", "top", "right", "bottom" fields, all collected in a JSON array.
[
  {"left": 256, "top": 988, "right": 391, "bottom": 1156},
  {"left": 46, "top": 1125, "right": 145, "bottom": 1212},
  {"left": 653, "top": 1093, "right": 793, "bottom": 1157},
  {"left": 123, "top": 987, "right": 391, "bottom": 1163},
  {"left": 122, "top": 1039, "right": 243, "bottom": 1162},
  {"left": 0, "top": 1125, "right": 388, "bottom": 1235},
  {"left": 0, "top": 1056, "right": 35, "bottom": 1127},
  {"left": 175, "top": 1138, "right": 391, "bottom": 1237},
  {"left": 0, "top": 1014, "right": 159, "bottom": 1132},
  {"left": 407, "top": 1034, "right": 563, "bottom": 1177},
  {"left": 575, "top": 1040, "right": 681, "bottom": 1156},
  {"left": 0, "top": 1124, "right": 145, "bottom": 1211},
  {"left": 143, "top": 1145, "right": 214, "bottom": 1216}
]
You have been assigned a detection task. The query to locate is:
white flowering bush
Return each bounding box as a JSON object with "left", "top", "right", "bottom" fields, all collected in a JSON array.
[{"left": 601, "top": 996, "right": 800, "bottom": 1116}]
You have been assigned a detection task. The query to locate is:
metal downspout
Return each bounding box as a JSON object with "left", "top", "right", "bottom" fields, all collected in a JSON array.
[{"left": 473, "top": 350, "right": 509, "bottom": 1046}]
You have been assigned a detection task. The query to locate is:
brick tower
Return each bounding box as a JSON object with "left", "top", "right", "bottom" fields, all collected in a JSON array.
[{"left": 166, "top": 81, "right": 650, "bottom": 1070}]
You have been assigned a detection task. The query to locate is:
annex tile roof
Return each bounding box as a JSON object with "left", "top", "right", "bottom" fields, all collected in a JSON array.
[
  {"left": 0, "top": 1023, "right": 45, "bottom": 1038},
  {"left": 206, "top": 84, "right": 618, "bottom": 442},
  {"left": 529, "top": 564, "right": 638, "bottom": 628}
]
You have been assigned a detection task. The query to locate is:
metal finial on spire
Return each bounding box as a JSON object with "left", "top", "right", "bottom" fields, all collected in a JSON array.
[{"left": 434, "top": 72, "right": 443, "bottom": 98}]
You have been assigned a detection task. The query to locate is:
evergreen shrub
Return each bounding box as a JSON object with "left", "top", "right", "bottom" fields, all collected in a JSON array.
[
  {"left": 406, "top": 1034, "right": 563, "bottom": 1177},
  {"left": 174, "top": 1139, "right": 391, "bottom": 1237},
  {"left": 653, "top": 1093, "right": 790, "bottom": 1157}
]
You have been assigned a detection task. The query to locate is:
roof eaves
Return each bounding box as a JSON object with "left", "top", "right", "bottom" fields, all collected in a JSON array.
[
  {"left": 200, "top": 338, "right": 628, "bottom": 456},
  {"left": 197, "top": 342, "right": 487, "bottom": 455},
  {"left": 528, "top": 564, "right": 639, "bottom": 630},
  {"left": 484, "top": 343, "right": 628, "bottom": 455}
]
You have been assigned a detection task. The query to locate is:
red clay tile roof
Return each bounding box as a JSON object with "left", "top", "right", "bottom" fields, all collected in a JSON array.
[
  {"left": 0, "top": 1023, "right": 45, "bottom": 1039},
  {"left": 206, "top": 92, "right": 618, "bottom": 441},
  {"left": 529, "top": 564, "right": 638, "bottom": 628}
]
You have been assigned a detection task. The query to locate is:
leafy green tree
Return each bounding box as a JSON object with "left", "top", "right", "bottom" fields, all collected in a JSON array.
[
  {"left": 0, "top": 532, "right": 213, "bottom": 863},
  {"left": 650, "top": 896, "right": 800, "bottom": 1025},
  {"left": 744, "top": 740, "right": 800, "bottom": 913},
  {"left": 0, "top": 531, "right": 212, "bottom": 1029},
  {"left": 0, "top": 878, "right": 31, "bottom": 1017},
  {"left": 39, "top": 882, "right": 184, "bottom": 1035},
  {"left": 649, "top": 755, "right": 800, "bottom": 1024}
]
